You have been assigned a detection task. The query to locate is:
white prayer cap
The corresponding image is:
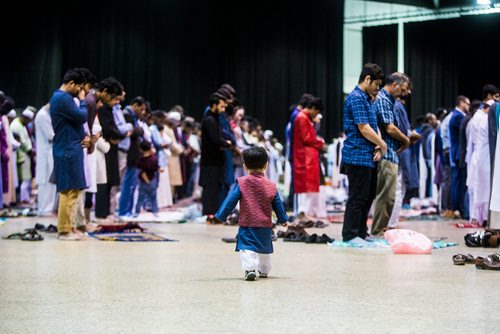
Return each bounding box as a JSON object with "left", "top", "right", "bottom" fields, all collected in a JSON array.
[
  {"left": 7, "top": 109, "right": 16, "bottom": 118},
  {"left": 22, "top": 106, "right": 37, "bottom": 120},
  {"left": 167, "top": 111, "right": 182, "bottom": 121},
  {"left": 264, "top": 130, "right": 273, "bottom": 140}
]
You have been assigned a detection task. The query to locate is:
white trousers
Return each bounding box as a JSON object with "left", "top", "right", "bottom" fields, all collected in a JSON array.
[
  {"left": 239, "top": 250, "right": 272, "bottom": 274},
  {"left": 157, "top": 168, "right": 173, "bottom": 208},
  {"left": 20, "top": 180, "right": 31, "bottom": 202},
  {"left": 296, "top": 192, "right": 326, "bottom": 218},
  {"left": 468, "top": 187, "right": 476, "bottom": 221},
  {"left": 37, "top": 183, "right": 57, "bottom": 216},
  {"left": 388, "top": 171, "right": 406, "bottom": 228}
]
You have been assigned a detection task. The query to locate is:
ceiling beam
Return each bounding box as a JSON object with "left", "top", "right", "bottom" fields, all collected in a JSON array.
[
  {"left": 366, "top": 0, "right": 475, "bottom": 8},
  {"left": 366, "top": 0, "right": 436, "bottom": 7}
]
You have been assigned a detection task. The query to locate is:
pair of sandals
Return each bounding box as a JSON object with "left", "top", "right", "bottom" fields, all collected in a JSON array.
[
  {"left": 3, "top": 229, "right": 44, "bottom": 241},
  {"left": 452, "top": 254, "right": 482, "bottom": 265},
  {"left": 452, "top": 253, "right": 500, "bottom": 270},
  {"left": 475, "top": 253, "right": 500, "bottom": 271}
]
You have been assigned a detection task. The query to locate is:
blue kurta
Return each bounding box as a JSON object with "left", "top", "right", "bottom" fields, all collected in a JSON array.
[
  {"left": 50, "top": 89, "right": 88, "bottom": 192},
  {"left": 215, "top": 182, "right": 288, "bottom": 254}
]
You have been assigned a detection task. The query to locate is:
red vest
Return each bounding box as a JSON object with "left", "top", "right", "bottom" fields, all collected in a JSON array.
[{"left": 238, "top": 173, "right": 278, "bottom": 228}]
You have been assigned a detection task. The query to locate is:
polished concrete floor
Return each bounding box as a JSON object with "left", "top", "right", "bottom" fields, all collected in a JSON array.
[{"left": 1, "top": 215, "right": 499, "bottom": 333}]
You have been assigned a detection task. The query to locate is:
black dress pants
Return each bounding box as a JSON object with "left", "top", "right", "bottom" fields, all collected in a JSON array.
[{"left": 341, "top": 163, "right": 378, "bottom": 241}]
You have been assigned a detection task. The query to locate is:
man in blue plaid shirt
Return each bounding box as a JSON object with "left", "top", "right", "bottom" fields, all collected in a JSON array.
[
  {"left": 371, "top": 73, "right": 411, "bottom": 236},
  {"left": 341, "top": 63, "right": 387, "bottom": 242}
]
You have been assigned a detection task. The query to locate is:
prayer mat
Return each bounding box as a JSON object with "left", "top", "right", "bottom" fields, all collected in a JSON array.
[
  {"left": 120, "top": 211, "right": 187, "bottom": 224},
  {"left": 327, "top": 215, "right": 373, "bottom": 226},
  {"left": 328, "top": 215, "right": 344, "bottom": 223},
  {"left": 89, "top": 232, "right": 177, "bottom": 242},
  {"left": 328, "top": 238, "right": 458, "bottom": 249},
  {"left": 400, "top": 215, "right": 452, "bottom": 221},
  {"left": 454, "top": 222, "right": 482, "bottom": 228}
]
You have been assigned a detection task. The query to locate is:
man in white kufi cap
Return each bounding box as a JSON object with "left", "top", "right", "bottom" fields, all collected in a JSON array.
[{"left": 10, "top": 106, "right": 36, "bottom": 203}]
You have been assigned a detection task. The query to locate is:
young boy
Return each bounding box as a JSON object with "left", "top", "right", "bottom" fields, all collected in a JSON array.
[
  {"left": 215, "top": 146, "right": 289, "bottom": 281},
  {"left": 134, "top": 141, "right": 159, "bottom": 217}
]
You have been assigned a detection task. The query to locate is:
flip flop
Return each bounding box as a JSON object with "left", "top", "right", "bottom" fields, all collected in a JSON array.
[
  {"left": 2, "top": 232, "right": 24, "bottom": 240},
  {"left": 21, "top": 230, "right": 44, "bottom": 241}
]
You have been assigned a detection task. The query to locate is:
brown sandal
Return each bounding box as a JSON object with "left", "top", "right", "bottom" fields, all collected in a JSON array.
[{"left": 452, "top": 254, "right": 475, "bottom": 265}]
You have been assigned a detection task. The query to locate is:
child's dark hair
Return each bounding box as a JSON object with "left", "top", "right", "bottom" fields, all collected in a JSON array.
[
  {"left": 243, "top": 146, "right": 268, "bottom": 170},
  {"left": 140, "top": 140, "right": 152, "bottom": 151}
]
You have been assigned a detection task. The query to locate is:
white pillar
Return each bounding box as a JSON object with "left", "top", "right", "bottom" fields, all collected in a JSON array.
[{"left": 397, "top": 21, "right": 404, "bottom": 73}]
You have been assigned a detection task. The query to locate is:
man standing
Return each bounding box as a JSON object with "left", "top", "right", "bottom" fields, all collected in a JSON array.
[
  {"left": 438, "top": 110, "right": 453, "bottom": 217},
  {"left": 419, "top": 113, "right": 438, "bottom": 199},
  {"left": 387, "top": 95, "right": 420, "bottom": 229},
  {"left": 285, "top": 93, "right": 314, "bottom": 210},
  {"left": 118, "top": 96, "right": 147, "bottom": 218},
  {"left": 34, "top": 102, "right": 56, "bottom": 216},
  {"left": 371, "top": 73, "right": 411, "bottom": 236},
  {"left": 341, "top": 63, "right": 387, "bottom": 242},
  {"left": 449, "top": 95, "right": 470, "bottom": 218},
  {"left": 292, "top": 97, "right": 326, "bottom": 220},
  {"left": 50, "top": 69, "right": 90, "bottom": 240},
  {"left": 11, "top": 106, "right": 36, "bottom": 203},
  {"left": 200, "top": 94, "right": 232, "bottom": 222}
]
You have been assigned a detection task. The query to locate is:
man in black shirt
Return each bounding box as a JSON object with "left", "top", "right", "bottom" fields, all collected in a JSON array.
[{"left": 200, "top": 94, "right": 232, "bottom": 220}]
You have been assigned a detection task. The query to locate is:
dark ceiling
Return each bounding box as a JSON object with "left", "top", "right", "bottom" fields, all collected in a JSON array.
[{"left": 368, "top": 1, "right": 488, "bottom": 8}]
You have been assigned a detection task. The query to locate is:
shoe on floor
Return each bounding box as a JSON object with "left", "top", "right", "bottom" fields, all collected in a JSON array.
[
  {"left": 258, "top": 271, "right": 268, "bottom": 278},
  {"left": 245, "top": 270, "right": 256, "bottom": 281}
]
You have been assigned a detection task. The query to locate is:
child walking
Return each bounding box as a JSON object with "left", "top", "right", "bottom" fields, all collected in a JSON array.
[
  {"left": 216, "top": 146, "right": 289, "bottom": 281},
  {"left": 134, "top": 141, "right": 159, "bottom": 217}
]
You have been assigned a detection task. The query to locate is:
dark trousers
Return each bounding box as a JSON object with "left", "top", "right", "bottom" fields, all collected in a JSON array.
[
  {"left": 200, "top": 165, "right": 227, "bottom": 215},
  {"left": 451, "top": 165, "right": 466, "bottom": 216},
  {"left": 425, "top": 160, "right": 432, "bottom": 198},
  {"left": 95, "top": 183, "right": 111, "bottom": 218},
  {"left": 441, "top": 164, "right": 452, "bottom": 211},
  {"left": 341, "top": 163, "right": 378, "bottom": 242}
]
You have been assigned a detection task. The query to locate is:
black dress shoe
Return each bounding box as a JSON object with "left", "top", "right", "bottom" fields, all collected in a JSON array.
[
  {"left": 319, "top": 234, "right": 334, "bottom": 243},
  {"left": 305, "top": 234, "right": 318, "bottom": 243}
]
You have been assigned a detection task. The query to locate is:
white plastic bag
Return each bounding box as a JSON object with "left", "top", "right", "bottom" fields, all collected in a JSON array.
[{"left": 384, "top": 229, "right": 432, "bottom": 254}]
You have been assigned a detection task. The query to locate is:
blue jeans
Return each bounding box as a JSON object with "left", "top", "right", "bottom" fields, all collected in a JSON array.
[
  {"left": 118, "top": 167, "right": 139, "bottom": 216},
  {"left": 135, "top": 175, "right": 158, "bottom": 214}
]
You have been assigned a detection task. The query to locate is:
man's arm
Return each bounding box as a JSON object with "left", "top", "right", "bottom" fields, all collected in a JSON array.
[
  {"left": 386, "top": 123, "right": 410, "bottom": 152},
  {"left": 357, "top": 124, "right": 387, "bottom": 154}
]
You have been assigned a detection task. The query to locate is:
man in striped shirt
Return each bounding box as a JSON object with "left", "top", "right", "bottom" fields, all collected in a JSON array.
[{"left": 341, "top": 63, "right": 386, "bottom": 242}]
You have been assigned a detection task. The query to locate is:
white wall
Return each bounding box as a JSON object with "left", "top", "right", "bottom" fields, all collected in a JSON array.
[{"left": 343, "top": 0, "right": 420, "bottom": 94}]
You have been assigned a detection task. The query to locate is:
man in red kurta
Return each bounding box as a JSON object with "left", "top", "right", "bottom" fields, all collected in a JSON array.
[{"left": 293, "top": 97, "right": 326, "bottom": 220}]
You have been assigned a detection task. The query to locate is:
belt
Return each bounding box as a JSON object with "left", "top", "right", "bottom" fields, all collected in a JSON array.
[{"left": 118, "top": 148, "right": 128, "bottom": 153}]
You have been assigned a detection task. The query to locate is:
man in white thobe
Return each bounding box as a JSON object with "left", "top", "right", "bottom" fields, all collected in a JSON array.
[
  {"left": 468, "top": 100, "right": 493, "bottom": 225},
  {"left": 35, "top": 103, "right": 57, "bottom": 215}
]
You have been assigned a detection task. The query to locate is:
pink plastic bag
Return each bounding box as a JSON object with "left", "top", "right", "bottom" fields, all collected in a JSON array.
[{"left": 384, "top": 229, "right": 432, "bottom": 254}]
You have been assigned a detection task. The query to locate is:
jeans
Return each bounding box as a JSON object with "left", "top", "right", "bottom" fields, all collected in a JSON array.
[
  {"left": 118, "top": 167, "right": 139, "bottom": 216},
  {"left": 135, "top": 175, "right": 159, "bottom": 214}
]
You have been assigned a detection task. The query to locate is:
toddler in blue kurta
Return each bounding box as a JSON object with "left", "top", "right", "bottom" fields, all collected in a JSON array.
[{"left": 215, "top": 146, "right": 289, "bottom": 281}]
